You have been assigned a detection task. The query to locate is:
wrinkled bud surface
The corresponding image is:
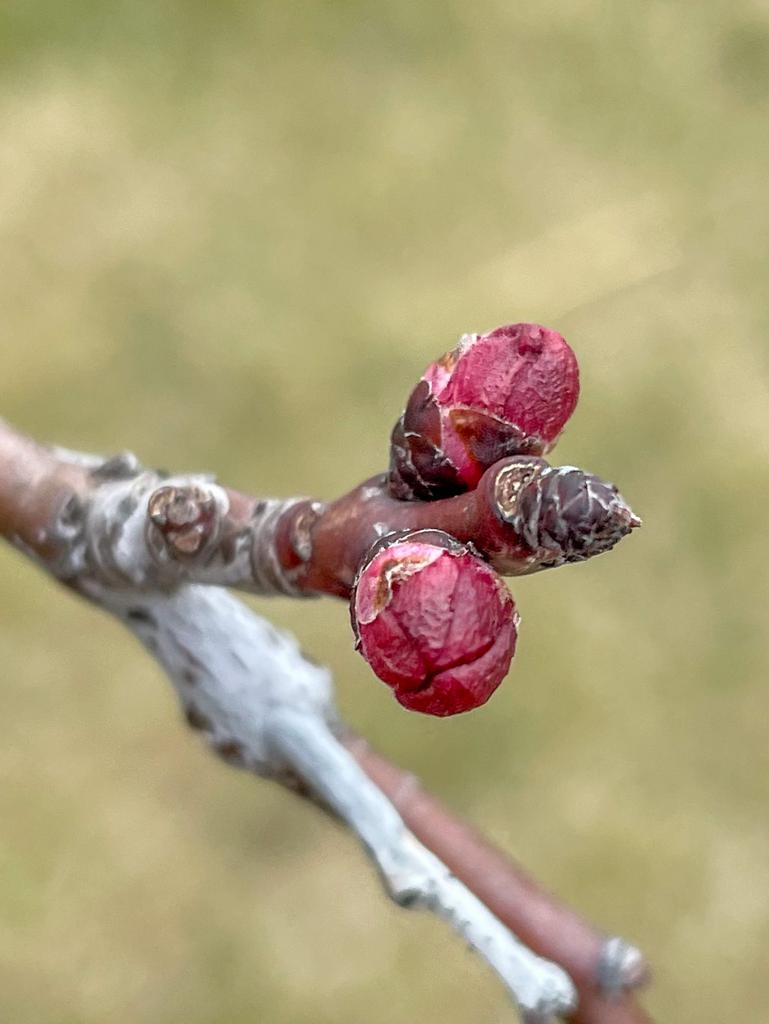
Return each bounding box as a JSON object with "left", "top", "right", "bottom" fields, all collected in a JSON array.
[
  {"left": 351, "top": 531, "right": 518, "bottom": 716},
  {"left": 390, "top": 323, "right": 579, "bottom": 501},
  {"left": 494, "top": 459, "right": 641, "bottom": 568}
]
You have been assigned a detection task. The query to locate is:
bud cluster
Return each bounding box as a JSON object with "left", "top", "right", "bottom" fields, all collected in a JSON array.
[{"left": 351, "top": 322, "right": 638, "bottom": 717}]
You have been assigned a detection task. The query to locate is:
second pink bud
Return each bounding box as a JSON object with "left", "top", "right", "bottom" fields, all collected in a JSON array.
[
  {"left": 351, "top": 531, "right": 519, "bottom": 716},
  {"left": 389, "top": 322, "right": 580, "bottom": 501}
]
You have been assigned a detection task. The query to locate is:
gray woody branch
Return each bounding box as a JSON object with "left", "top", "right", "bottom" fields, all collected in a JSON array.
[{"left": 0, "top": 419, "right": 651, "bottom": 1024}]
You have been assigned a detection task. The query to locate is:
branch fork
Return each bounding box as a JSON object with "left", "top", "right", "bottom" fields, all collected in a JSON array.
[{"left": 0, "top": 320, "right": 651, "bottom": 1023}]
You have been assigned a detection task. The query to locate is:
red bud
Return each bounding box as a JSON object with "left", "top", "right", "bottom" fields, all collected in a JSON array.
[
  {"left": 351, "top": 531, "right": 518, "bottom": 716},
  {"left": 390, "top": 323, "right": 579, "bottom": 500}
]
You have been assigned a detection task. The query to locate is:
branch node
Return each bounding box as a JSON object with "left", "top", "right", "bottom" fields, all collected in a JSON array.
[
  {"left": 250, "top": 498, "right": 319, "bottom": 596},
  {"left": 147, "top": 483, "right": 222, "bottom": 558}
]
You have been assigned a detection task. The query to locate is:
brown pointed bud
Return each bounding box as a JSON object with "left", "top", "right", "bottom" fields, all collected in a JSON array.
[
  {"left": 351, "top": 530, "right": 518, "bottom": 717},
  {"left": 493, "top": 458, "right": 641, "bottom": 569},
  {"left": 389, "top": 323, "right": 579, "bottom": 501}
]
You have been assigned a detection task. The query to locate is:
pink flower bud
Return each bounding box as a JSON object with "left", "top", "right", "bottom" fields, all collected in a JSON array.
[
  {"left": 390, "top": 323, "right": 579, "bottom": 500},
  {"left": 351, "top": 530, "right": 518, "bottom": 716}
]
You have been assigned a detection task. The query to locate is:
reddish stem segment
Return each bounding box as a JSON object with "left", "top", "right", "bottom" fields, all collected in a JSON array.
[
  {"left": 344, "top": 736, "right": 651, "bottom": 1024},
  {"left": 254, "top": 457, "right": 638, "bottom": 599},
  {"left": 0, "top": 423, "right": 90, "bottom": 559}
]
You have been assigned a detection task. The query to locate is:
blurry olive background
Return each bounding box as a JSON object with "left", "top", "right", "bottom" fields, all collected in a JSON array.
[{"left": 1, "top": 2, "right": 768, "bottom": 1022}]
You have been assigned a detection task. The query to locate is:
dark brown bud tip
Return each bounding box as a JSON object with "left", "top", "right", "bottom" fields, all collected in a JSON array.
[{"left": 494, "top": 459, "right": 640, "bottom": 569}]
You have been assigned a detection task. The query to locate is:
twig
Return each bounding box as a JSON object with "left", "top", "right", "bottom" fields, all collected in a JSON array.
[
  {"left": 343, "top": 735, "right": 652, "bottom": 1024},
  {"left": 0, "top": 417, "right": 652, "bottom": 1022},
  {"left": 142, "top": 458, "right": 638, "bottom": 600}
]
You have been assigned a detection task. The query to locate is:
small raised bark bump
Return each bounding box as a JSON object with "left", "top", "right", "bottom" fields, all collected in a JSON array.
[{"left": 147, "top": 483, "right": 221, "bottom": 558}]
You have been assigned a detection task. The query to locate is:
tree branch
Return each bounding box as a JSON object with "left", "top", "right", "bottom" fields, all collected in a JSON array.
[
  {"left": 0, "top": 417, "right": 652, "bottom": 1022},
  {"left": 142, "top": 457, "right": 639, "bottom": 601},
  {"left": 343, "top": 735, "right": 652, "bottom": 1024}
]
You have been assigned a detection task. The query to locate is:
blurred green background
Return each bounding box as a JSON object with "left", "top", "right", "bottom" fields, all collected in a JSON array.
[{"left": 1, "top": 2, "right": 768, "bottom": 1022}]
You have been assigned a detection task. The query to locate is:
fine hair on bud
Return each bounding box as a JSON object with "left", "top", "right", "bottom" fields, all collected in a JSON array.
[{"left": 350, "top": 530, "right": 519, "bottom": 717}]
